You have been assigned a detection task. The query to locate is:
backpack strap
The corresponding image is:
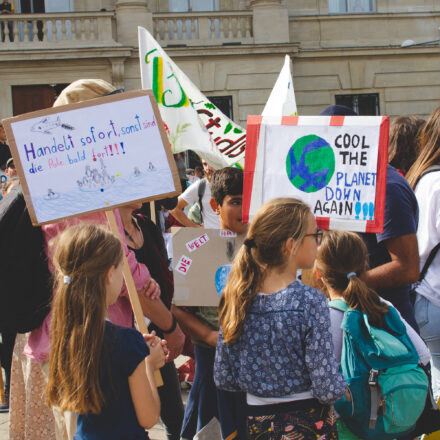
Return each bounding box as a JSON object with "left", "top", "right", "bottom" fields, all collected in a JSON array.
[
  {"left": 198, "top": 178, "right": 207, "bottom": 215},
  {"left": 419, "top": 242, "right": 440, "bottom": 282},
  {"left": 368, "top": 369, "right": 381, "bottom": 429},
  {"left": 328, "top": 298, "right": 349, "bottom": 312}
]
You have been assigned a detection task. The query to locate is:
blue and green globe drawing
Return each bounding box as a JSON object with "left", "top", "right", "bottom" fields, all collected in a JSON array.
[{"left": 286, "top": 134, "right": 335, "bottom": 193}]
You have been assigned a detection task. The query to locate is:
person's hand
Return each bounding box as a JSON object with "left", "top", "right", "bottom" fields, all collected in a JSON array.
[
  {"left": 142, "top": 277, "right": 161, "bottom": 300},
  {"left": 205, "top": 330, "right": 219, "bottom": 347},
  {"left": 144, "top": 331, "right": 166, "bottom": 370},
  {"left": 163, "top": 324, "right": 185, "bottom": 361}
]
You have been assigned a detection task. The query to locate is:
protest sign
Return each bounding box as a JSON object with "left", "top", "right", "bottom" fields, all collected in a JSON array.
[
  {"left": 2, "top": 90, "right": 180, "bottom": 226},
  {"left": 172, "top": 227, "right": 244, "bottom": 306},
  {"left": 138, "top": 26, "right": 246, "bottom": 168},
  {"left": 243, "top": 115, "right": 389, "bottom": 233}
]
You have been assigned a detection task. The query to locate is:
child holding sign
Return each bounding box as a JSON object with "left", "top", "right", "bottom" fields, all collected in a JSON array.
[
  {"left": 46, "top": 224, "right": 166, "bottom": 439},
  {"left": 214, "top": 198, "right": 346, "bottom": 439}
]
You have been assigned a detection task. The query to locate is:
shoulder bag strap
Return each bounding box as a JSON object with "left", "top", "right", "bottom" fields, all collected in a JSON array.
[
  {"left": 198, "top": 178, "right": 206, "bottom": 214},
  {"left": 420, "top": 242, "right": 440, "bottom": 282}
]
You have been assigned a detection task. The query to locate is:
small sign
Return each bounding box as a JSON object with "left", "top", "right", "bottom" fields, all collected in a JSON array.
[
  {"left": 173, "top": 228, "right": 244, "bottom": 306},
  {"left": 185, "top": 233, "right": 210, "bottom": 252},
  {"left": 175, "top": 255, "right": 192, "bottom": 275},
  {"left": 219, "top": 230, "right": 237, "bottom": 238}
]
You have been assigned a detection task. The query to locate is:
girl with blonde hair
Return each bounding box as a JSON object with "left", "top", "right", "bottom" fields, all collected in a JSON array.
[
  {"left": 214, "top": 198, "right": 346, "bottom": 440},
  {"left": 47, "top": 224, "right": 166, "bottom": 439}
]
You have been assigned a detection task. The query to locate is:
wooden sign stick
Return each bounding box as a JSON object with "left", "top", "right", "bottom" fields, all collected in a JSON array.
[
  {"left": 106, "top": 210, "right": 163, "bottom": 387},
  {"left": 0, "top": 360, "right": 5, "bottom": 404}
]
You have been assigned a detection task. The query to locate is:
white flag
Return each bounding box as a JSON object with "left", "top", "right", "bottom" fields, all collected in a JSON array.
[
  {"left": 138, "top": 27, "right": 246, "bottom": 168},
  {"left": 262, "top": 55, "right": 298, "bottom": 117}
]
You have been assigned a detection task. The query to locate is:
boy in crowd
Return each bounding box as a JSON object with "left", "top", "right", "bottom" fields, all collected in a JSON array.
[
  {"left": 172, "top": 167, "right": 247, "bottom": 440},
  {"left": 170, "top": 160, "right": 220, "bottom": 229}
]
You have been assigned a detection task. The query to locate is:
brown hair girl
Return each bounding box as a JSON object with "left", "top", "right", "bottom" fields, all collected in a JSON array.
[
  {"left": 46, "top": 224, "right": 123, "bottom": 414},
  {"left": 407, "top": 106, "right": 440, "bottom": 188},
  {"left": 316, "top": 230, "right": 388, "bottom": 328},
  {"left": 388, "top": 115, "right": 425, "bottom": 175},
  {"left": 219, "top": 197, "right": 312, "bottom": 344}
]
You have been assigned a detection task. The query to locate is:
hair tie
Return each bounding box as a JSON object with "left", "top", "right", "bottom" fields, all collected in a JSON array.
[
  {"left": 63, "top": 275, "right": 71, "bottom": 285},
  {"left": 244, "top": 238, "right": 256, "bottom": 249},
  {"left": 347, "top": 272, "right": 356, "bottom": 279}
]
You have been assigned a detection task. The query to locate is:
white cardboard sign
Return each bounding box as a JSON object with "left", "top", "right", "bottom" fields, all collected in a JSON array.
[{"left": 2, "top": 90, "right": 180, "bottom": 225}]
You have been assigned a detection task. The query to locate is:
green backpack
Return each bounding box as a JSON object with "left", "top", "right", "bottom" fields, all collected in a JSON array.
[{"left": 329, "top": 299, "right": 429, "bottom": 440}]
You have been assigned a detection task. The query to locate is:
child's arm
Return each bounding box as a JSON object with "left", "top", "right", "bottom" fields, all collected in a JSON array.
[
  {"left": 172, "top": 305, "right": 219, "bottom": 346},
  {"left": 128, "top": 335, "right": 165, "bottom": 429}
]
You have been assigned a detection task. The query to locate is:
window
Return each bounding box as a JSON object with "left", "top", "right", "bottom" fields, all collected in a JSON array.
[
  {"left": 207, "top": 95, "right": 234, "bottom": 120},
  {"left": 335, "top": 94, "right": 380, "bottom": 116},
  {"left": 328, "top": 0, "right": 375, "bottom": 13},
  {"left": 167, "top": 0, "right": 220, "bottom": 42},
  {"left": 168, "top": 0, "right": 219, "bottom": 12}
]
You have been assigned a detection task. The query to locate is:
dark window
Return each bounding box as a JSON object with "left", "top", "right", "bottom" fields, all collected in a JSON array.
[
  {"left": 207, "top": 95, "right": 233, "bottom": 120},
  {"left": 335, "top": 93, "right": 380, "bottom": 115},
  {"left": 328, "top": 0, "right": 375, "bottom": 13}
]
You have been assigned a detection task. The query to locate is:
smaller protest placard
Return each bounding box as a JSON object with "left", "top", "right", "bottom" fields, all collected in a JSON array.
[
  {"left": 172, "top": 228, "right": 244, "bottom": 306},
  {"left": 2, "top": 90, "right": 180, "bottom": 226},
  {"left": 243, "top": 115, "right": 389, "bottom": 233}
]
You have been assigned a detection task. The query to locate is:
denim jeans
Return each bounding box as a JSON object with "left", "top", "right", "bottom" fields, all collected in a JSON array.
[
  {"left": 180, "top": 345, "right": 218, "bottom": 439},
  {"left": 414, "top": 293, "right": 440, "bottom": 401},
  {"left": 157, "top": 361, "right": 184, "bottom": 440}
]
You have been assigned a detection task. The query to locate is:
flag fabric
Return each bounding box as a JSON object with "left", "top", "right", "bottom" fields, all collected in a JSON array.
[
  {"left": 262, "top": 55, "right": 297, "bottom": 117},
  {"left": 138, "top": 26, "right": 245, "bottom": 168}
]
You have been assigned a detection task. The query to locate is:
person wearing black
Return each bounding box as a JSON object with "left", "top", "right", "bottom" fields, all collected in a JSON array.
[
  {"left": 119, "top": 202, "right": 184, "bottom": 440},
  {"left": 0, "top": 123, "right": 11, "bottom": 171},
  {"left": 0, "top": 0, "right": 14, "bottom": 42}
]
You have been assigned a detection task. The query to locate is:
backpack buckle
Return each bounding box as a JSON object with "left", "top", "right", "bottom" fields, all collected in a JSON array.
[{"left": 368, "top": 369, "right": 379, "bottom": 386}]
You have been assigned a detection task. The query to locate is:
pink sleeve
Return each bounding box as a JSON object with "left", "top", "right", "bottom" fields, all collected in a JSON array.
[
  {"left": 112, "top": 209, "right": 150, "bottom": 293},
  {"left": 26, "top": 211, "right": 150, "bottom": 361}
]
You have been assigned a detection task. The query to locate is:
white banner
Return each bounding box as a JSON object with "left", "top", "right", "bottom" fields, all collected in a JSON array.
[
  {"left": 262, "top": 55, "right": 298, "bottom": 117},
  {"left": 138, "top": 26, "right": 245, "bottom": 168}
]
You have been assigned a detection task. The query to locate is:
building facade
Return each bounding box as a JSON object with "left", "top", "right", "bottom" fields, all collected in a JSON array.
[{"left": 0, "top": 0, "right": 440, "bottom": 123}]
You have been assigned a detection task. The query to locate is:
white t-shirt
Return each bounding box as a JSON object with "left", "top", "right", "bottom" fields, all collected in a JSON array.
[
  {"left": 415, "top": 171, "right": 440, "bottom": 307},
  {"left": 180, "top": 178, "right": 220, "bottom": 229}
]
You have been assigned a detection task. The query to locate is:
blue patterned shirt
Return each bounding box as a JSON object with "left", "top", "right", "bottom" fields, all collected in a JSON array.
[{"left": 214, "top": 281, "right": 346, "bottom": 404}]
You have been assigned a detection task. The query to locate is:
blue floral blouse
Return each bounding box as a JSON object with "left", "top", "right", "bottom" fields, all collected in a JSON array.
[{"left": 214, "top": 281, "right": 346, "bottom": 404}]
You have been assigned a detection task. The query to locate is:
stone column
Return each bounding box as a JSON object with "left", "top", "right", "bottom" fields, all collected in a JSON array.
[
  {"left": 251, "top": 0, "right": 289, "bottom": 44},
  {"left": 115, "top": 0, "right": 152, "bottom": 46}
]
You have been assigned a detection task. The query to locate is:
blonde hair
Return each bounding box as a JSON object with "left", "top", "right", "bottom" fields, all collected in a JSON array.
[
  {"left": 46, "top": 224, "right": 123, "bottom": 414},
  {"left": 316, "top": 230, "right": 388, "bottom": 328},
  {"left": 407, "top": 106, "right": 440, "bottom": 188},
  {"left": 219, "top": 198, "right": 311, "bottom": 344}
]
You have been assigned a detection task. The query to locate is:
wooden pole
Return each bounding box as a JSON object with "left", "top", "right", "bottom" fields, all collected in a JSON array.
[
  {"left": 0, "top": 359, "right": 5, "bottom": 404},
  {"left": 106, "top": 210, "right": 163, "bottom": 387},
  {"left": 150, "top": 200, "right": 156, "bottom": 224}
]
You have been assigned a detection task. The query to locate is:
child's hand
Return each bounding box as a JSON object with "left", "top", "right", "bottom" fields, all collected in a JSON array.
[{"left": 144, "top": 332, "right": 166, "bottom": 370}]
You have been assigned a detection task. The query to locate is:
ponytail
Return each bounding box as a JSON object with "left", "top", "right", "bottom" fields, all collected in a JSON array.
[
  {"left": 219, "top": 243, "right": 263, "bottom": 344},
  {"left": 343, "top": 274, "right": 388, "bottom": 328},
  {"left": 219, "top": 198, "right": 311, "bottom": 344},
  {"left": 316, "top": 230, "right": 388, "bottom": 328}
]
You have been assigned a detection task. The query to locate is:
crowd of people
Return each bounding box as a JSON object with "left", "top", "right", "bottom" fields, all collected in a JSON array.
[{"left": 0, "top": 78, "right": 439, "bottom": 440}]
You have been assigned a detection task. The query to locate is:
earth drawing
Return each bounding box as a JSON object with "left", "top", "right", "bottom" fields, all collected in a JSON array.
[{"left": 286, "top": 134, "right": 335, "bottom": 193}]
